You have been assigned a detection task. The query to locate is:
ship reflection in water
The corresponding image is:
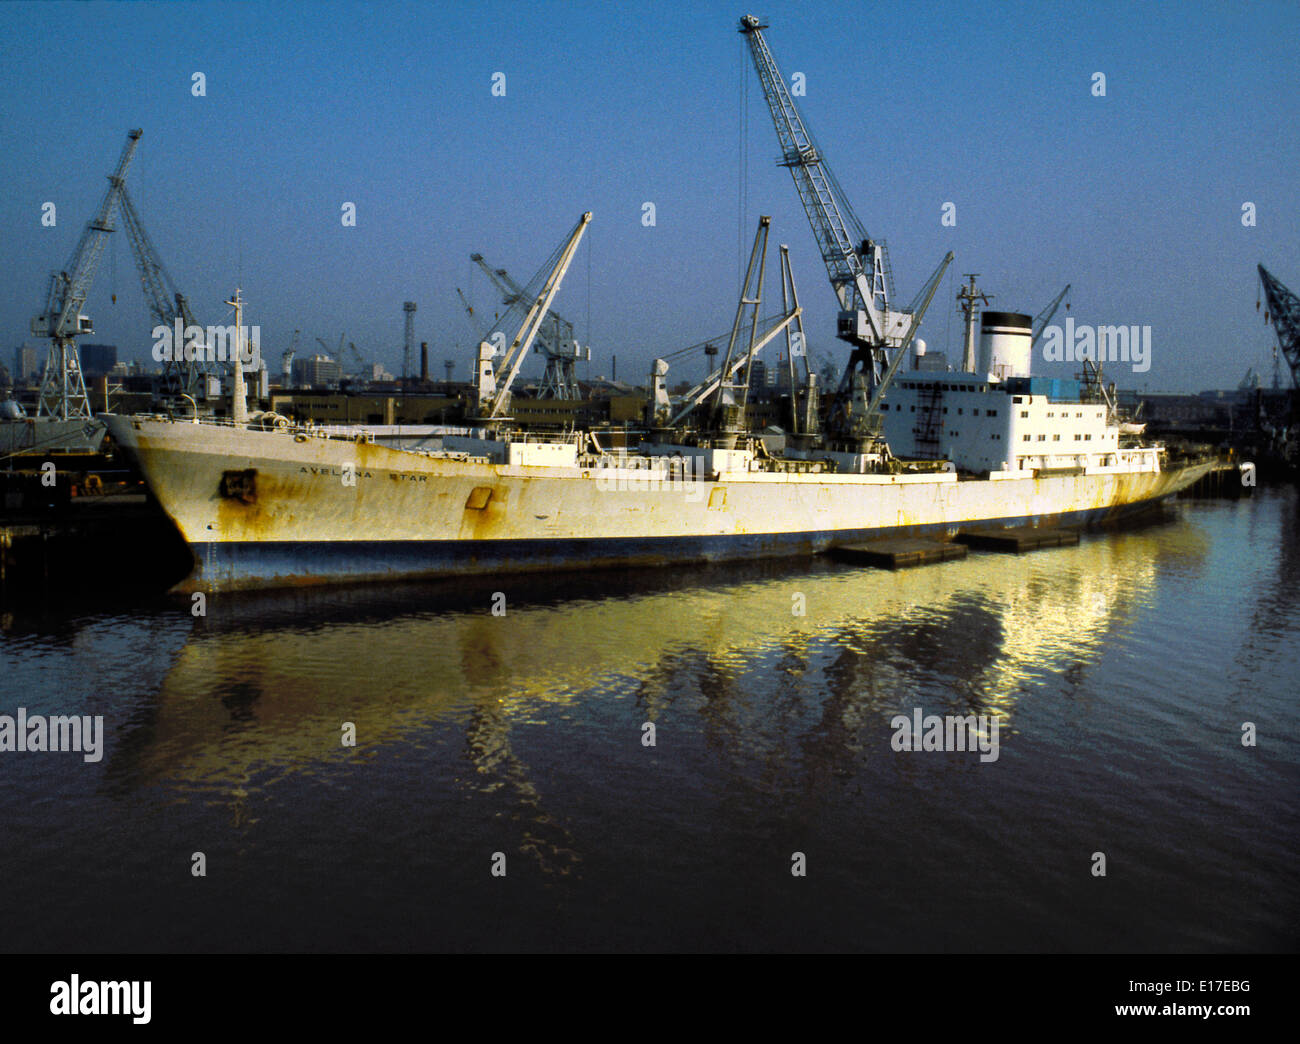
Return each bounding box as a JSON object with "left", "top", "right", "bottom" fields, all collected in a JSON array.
[
  {"left": 1, "top": 493, "right": 1297, "bottom": 952},
  {"left": 111, "top": 517, "right": 1168, "bottom": 791}
]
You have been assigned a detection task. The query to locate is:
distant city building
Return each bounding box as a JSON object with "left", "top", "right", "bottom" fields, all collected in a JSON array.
[
  {"left": 13, "top": 344, "right": 40, "bottom": 381},
  {"left": 292, "top": 354, "right": 342, "bottom": 388},
  {"left": 79, "top": 343, "right": 118, "bottom": 378}
]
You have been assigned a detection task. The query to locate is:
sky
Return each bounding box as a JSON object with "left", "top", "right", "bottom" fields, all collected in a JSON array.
[{"left": 1, "top": 0, "right": 1297, "bottom": 394}]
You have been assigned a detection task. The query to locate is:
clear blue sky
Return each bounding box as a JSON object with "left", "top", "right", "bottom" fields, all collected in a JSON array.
[{"left": 2, "top": 0, "right": 1297, "bottom": 392}]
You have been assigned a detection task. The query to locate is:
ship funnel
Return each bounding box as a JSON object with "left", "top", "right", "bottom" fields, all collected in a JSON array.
[{"left": 977, "top": 311, "right": 1032, "bottom": 380}]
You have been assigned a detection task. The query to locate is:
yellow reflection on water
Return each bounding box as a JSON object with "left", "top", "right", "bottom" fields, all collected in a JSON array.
[{"left": 114, "top": 521, "right": 1202, "bottom": 798}]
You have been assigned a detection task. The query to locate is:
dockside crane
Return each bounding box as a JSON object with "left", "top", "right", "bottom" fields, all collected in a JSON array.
[
  {"left": 739, "top": 15, "right": 948, "bottom": 436},
  {"left": 1258, "top": 265, "right": 1300, "bottom": 390},
  {"left": 346, "top": 342, "right": 370, "bottom": 380},
  {"left": 32, "top": 129, "right": 142, "bottom": 419},
  {"left": 1031, "top": 284, "right": 1072, "bottom": 349},
  {"left": 471, "top": 254, "right": 589, "bottom": 400},
  {"left": 282, "top": 330, "right": 299, "bottom": 384},
  {"left": 402, "top": 302, "right": 417, "bottom": 388},
  {"left": 117, "top": 185, "right": 211, "bottom": 400}
]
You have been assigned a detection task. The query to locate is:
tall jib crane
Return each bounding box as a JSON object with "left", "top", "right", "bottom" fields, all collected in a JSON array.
[
  {"left": 740, "top": 15, "right": 947, "bottom": 436},
  {"left": 1258, "top": 265, "right": 1300, "bottom": 390},
  {"left": 1031, "top": 284, "right": 1071, "bottom": 350},
  {"left": 32, "top": 129, "right": 142, "bottom": 418},
  {"left": 282, "top": 329, "right": 299, "bottom": 383},
  {"left": 471, "top": 254, "right": 589, "bottom": 400},
  {"left": 402, "top": 302, "right": 417, "bottom": 387},
  {"left": 118, "top": 185, "right": 211, "bottom": 400}
]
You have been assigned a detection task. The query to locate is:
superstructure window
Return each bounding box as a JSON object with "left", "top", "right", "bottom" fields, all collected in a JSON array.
[{"left": 1020, "top": 410, "right": 1029, "bottom": 418}]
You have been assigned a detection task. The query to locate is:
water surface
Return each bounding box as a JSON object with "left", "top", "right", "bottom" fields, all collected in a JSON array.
[{"left": 1, "top": 489, "right": 1296, "bottom": 951}]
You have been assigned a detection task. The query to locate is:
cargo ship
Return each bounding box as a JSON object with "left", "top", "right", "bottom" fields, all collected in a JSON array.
[
  {"left": 103, "top": 235, "right": 1211, "bottom": 592},
  {"left": 102, "top": 313, "right": 1211, "bottom": 593}
]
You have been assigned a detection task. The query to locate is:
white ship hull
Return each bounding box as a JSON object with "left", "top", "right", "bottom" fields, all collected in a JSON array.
[{"left": 104, "top": 415, "right": 1212, "bottom": 592}]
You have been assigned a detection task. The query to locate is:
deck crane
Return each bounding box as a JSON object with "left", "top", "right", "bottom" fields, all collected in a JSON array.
[
  {"left": 475, "top": 212, "right": 592, "bottom": 421},
  {"left": 117, "top": 186, "right": 211, "bottom": 400},
  {"left": 471, "top": 254, "right": 589, "bottom": 400},
  {"left": 659, "top": 217, "right": 804, "bottom": 430},
  {"left": 1258, "top": 265, "right": 1300, "bottom": 390},
  {"left": 739, "top": 16, "right": 947, "bottom": 436},
  {"left": 1031, "top": 284, "right": 1072, "bottom": 350},
  {"left": 778, "top": 243, "right": 816, "bottom": 435},
  {"left": 32, "top": 129, "right": 142, "bottom": 419}
]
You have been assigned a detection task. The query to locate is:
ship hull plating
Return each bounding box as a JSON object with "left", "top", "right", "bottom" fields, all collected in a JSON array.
[{"left": 104, "top": 416, "right": 1211, "bottom": 592}]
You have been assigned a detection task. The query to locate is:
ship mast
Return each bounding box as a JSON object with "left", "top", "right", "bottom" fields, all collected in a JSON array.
[
  {"left": 227, "top": 289, "right": 249, "bottom": 425},
  {"left": 956, "top": 275, "right": 991, "bottom": 374}
]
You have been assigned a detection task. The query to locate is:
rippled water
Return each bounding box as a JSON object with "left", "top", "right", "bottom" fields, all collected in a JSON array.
[{"left": 1, "top": 488, "right": 1297, "bottom": 952}]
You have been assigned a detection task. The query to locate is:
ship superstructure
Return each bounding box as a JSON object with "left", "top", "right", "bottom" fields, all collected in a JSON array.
[{"left": 879, "top": 311, "right": 1136, "bottom": 476}]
